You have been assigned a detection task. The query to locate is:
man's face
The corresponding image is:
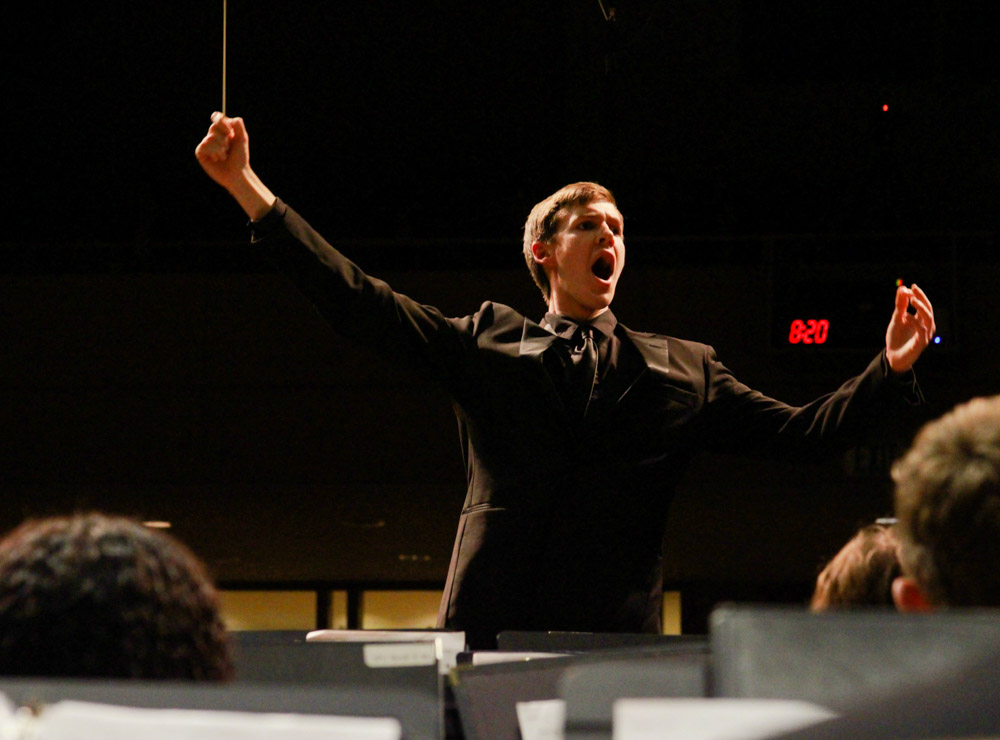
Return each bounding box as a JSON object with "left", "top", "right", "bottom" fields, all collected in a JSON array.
[{"left": 533, "top": 200, "right": 625, "bottom": 321}]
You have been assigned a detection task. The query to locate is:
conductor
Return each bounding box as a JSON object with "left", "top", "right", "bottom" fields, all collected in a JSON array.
[{"left": 197, "top": 113, "right": 935, "bottom": 649}]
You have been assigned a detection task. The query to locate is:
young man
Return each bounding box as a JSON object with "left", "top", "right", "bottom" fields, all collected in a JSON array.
[
  {"left": 891, "top": 395, "right": 1000, "bottom": 612},
  {"left": 197, "top": 113, "right": 935, "bottom": 649}
]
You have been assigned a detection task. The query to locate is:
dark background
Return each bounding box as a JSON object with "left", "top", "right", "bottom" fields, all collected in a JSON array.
[{"left": 1, "top": 1, "right": 998, "bottom": 631}]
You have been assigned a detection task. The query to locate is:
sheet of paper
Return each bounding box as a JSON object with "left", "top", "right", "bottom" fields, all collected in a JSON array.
[
  {"left": 306, "top": 629, "right": 465, "bottom": 673},
  {"left": 363, "top": 641, "right": 438, "bottom": 669},
  {"left": 471, "top": 651, "right": 567, "bottom": 666},
  {"left": 613, "top": 698, "right": 836, "bottom": 740},
  {"left": 516, "top": 699, "right": 566, "bottom": 740},
  {"left": 0, "top": 690, "right": 18, "bottom": 721},
  {"left": 36, "top": 700, "right": 402, "bottom": 740},
  {"left": 0, "top": 693, "right": 34, "bottom": 740}
]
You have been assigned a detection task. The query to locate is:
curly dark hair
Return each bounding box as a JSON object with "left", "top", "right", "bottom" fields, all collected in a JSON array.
[{"left": 0, "top": 513, "right": 233, "bottom": 680}]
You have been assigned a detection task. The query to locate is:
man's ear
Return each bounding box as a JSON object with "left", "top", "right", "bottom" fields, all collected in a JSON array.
[
  {"left": 892, "top": 576, "right": 934, "bottom": 612},
  {"left": 530, "top": 241, "right": 551, "bottom": 266}
]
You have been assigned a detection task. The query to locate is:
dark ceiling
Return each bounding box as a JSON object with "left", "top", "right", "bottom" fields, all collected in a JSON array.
[{"left": 3, "top": 1, "right": 1000, "bottom": 248}]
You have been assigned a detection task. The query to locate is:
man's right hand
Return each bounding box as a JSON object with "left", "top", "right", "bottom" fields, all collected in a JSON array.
[
  {"left": 195, "top": 112, "right": 248, "bottom": 189},
  {"left": 195, "top": 112, "right": 276, "bottom": 221}
]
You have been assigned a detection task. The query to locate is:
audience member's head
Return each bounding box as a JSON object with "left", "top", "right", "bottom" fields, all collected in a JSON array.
[
  {"left": 891, "top": 395, "right": 1000, "bottom": 611},
  {"left": 0, "top": 512, "right": 233, "bottom": 679},
  {"left": 811, "top": 522, "right": 902, "bottom": 611}
]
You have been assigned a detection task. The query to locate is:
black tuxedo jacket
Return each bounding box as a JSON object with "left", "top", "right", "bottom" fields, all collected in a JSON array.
[{"left": 254, "top": 199, "right": 920, "bottom": 649}]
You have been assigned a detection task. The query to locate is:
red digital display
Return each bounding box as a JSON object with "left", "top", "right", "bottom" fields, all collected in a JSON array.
[{"left": 788, "top": 319, "right": 829, "bottom": 344}]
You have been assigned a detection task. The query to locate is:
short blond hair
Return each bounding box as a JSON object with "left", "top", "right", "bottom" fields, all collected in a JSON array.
[
  {"left": 892, "top": 395, "right": 1000, "bottom": 606},
  {"left": 522, "top": 182, "right": 618, "bottom": 302}
]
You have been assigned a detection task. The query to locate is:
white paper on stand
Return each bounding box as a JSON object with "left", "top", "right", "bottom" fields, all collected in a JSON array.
[
  {"left": 0, "top": 696, "right": 402, "bottom": 740},
  {"left": 471, "top": 651, "right": 567, "bottom": 666},
  {"left": 516, "top": 699, "right": 566, "bottom": 740},
  {"left": 612, "top": 698, "right": 836, "bottom": 740},
  {"left": 306, "top": 629, "right": 466, "bottom": 674}
]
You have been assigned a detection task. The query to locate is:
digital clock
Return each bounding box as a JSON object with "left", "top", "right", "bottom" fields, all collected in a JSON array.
[
  {"left": 770, "top": 274, "right": 882, "bottom": 351},
  {"left": 788, "top": 319, "right": 829, "bottom": 345}
]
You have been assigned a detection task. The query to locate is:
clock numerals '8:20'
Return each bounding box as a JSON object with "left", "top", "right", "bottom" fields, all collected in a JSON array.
[{"left": 789, "top": 319, "right": 829, "bottom": 344}]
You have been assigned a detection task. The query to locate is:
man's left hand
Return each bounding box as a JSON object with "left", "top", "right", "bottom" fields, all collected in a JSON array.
[{"left": 886, "top": 283, "right": 936, "bottom": 374}]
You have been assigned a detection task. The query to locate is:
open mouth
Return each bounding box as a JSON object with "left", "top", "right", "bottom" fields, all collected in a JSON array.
[{"left": 591, "top": 254, "right": 614, "bottom": 281}]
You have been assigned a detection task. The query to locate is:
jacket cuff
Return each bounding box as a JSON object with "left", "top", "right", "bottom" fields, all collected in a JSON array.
[
  {"left": 248, "top": 198, "right": 287, "bottom": 243},
  {"left": 880, "top": 350, "right": 925, "bottom": 406}
]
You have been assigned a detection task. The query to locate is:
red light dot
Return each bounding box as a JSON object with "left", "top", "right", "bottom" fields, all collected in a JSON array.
[{"left": 882, "top": 104, "right": 890, "bottom": 112}]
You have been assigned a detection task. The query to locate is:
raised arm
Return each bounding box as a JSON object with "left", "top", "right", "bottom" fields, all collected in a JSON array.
[
  {"left": 885, "top": 283, "right": 936, "bottom": 374},
  {"left": 195, "top": 112, "right": 276, "bottom": 221},
  {"left": 194, "top": 113, "right": 493, "bottom": 398}
]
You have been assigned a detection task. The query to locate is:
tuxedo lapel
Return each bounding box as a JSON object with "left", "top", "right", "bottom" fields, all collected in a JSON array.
[
  {"left": 628, "top": 331, "right": 671, "bottom": 375},
  {"left": 615, "top": 330, "right": 670, "bottom": 404}
]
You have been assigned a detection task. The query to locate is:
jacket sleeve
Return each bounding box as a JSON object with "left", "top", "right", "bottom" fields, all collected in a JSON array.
[
  {"left": 248, "top": 198, "right": 483, "bottom": 389},
  {"left": 697, "top": 346, "right": 924, "bottom": 456}
]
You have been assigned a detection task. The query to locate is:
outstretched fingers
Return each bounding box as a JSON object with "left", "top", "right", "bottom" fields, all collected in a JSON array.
[
  {"left": 910, "top": 284, "right": 935, "bottom": 331},
  {"left": 905, "top": 283, "right": 936, "bottom": 345},
  {"left": 894, "top": 284, "right": 912, "bottom": 315}
]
